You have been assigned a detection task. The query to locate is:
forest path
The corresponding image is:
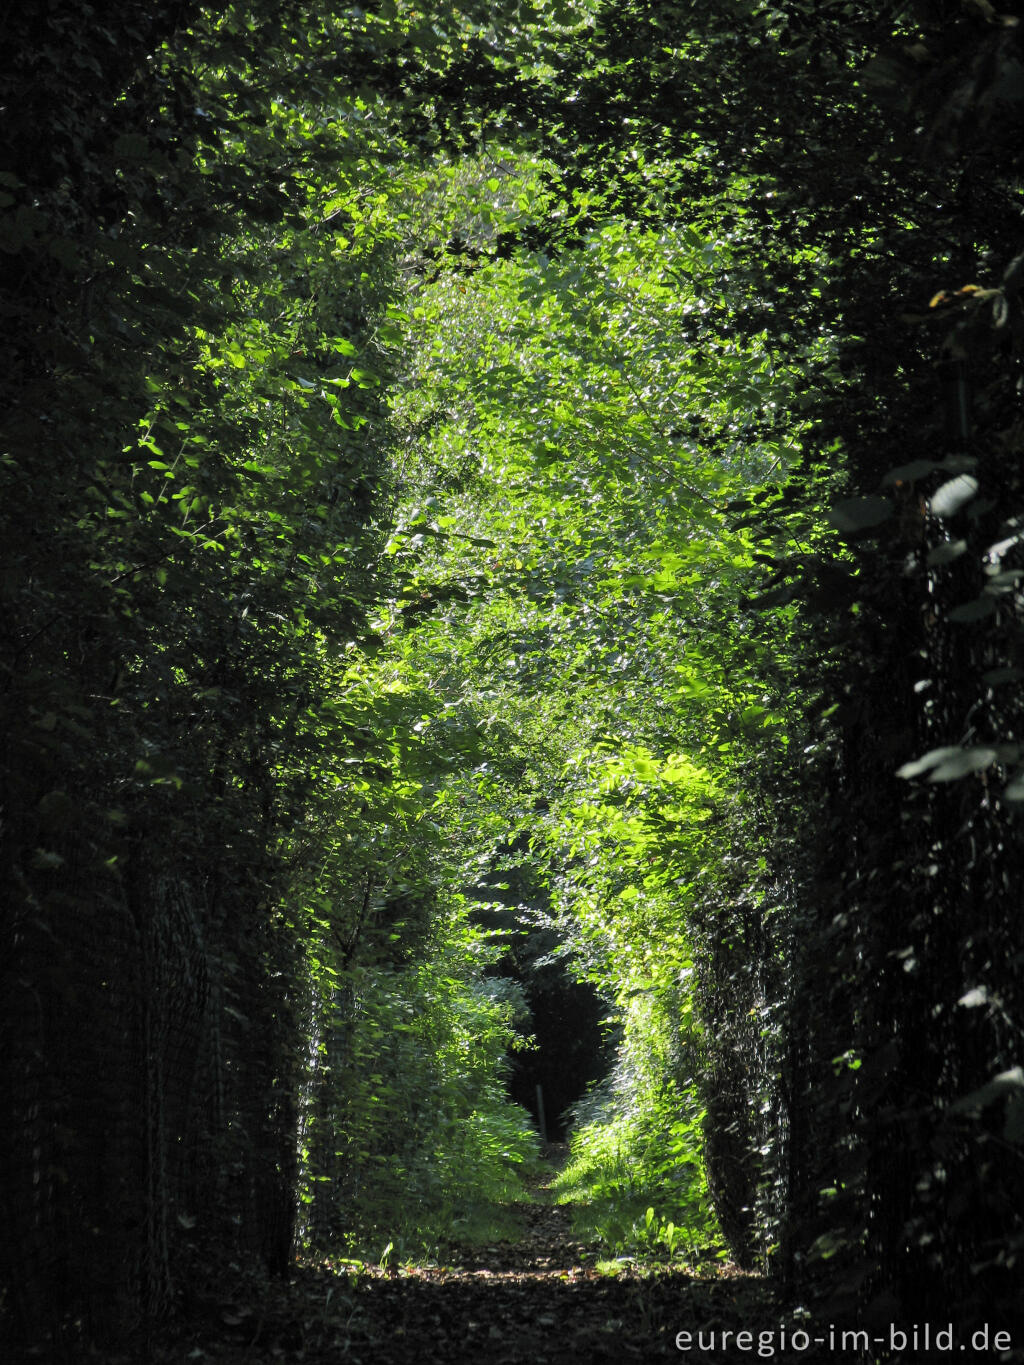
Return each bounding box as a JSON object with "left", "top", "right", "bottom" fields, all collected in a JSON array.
[{"left": 164, "top": 1150, "right": 773, "bottom": 1364}]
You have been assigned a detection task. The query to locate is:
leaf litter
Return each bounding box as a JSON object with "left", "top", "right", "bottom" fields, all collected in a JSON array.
[{"left": 148, "top": 1149, "right": 800, "bottom": 1364}]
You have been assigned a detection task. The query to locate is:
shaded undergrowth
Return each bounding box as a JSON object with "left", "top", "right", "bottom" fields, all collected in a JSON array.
[{"left": 151, "top": 1149, "right": 772, "bottom": 1365}]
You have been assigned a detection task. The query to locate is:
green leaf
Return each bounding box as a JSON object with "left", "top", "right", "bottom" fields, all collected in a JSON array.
[
  {"left": 950, "top": 1067, "right": 1024, "bottom": 1114},
  {"left": 926, "top": 539, "right": 967, "bottom": 567},
  {"left": 929, "top": 475, "right": 978, "bottom": 519},
  {"left": 926, "top": 748, "right": 997, "bottom": 782},
  {"left": 896, "top": 746, "right": 963, "bottom": 779},
  {"left": 827, "top": 496, "right": 892, "bottom": 533},
  {"left": 882, "top": 459, "right": 941, "bottom": 485},
  {"left": 946, "top": 597, "right": 996, "bottom": 624},
  {"left": 983, "top": 666, "right": 1023, "bottom": 685}
]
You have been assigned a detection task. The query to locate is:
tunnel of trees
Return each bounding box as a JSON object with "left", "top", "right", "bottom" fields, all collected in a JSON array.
[
  {"left": 497, "top": 929, "right": 611, "bottom": 1142},
  {"left": 2, "top": 0, "right": 1023, "bottom": 1357}
]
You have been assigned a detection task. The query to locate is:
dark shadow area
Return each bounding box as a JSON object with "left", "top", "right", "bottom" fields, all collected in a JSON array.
[
  {"left": 504, "top": 956, "right": 610, "bottom": 1141},
  {"left": 470, "top": 837, "right": 614, "bottom": 1142}
]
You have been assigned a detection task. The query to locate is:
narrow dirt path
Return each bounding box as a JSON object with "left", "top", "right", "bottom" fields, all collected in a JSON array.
[{"left": 159, "top": 1150, "right": 776, "bottom": 1363}]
